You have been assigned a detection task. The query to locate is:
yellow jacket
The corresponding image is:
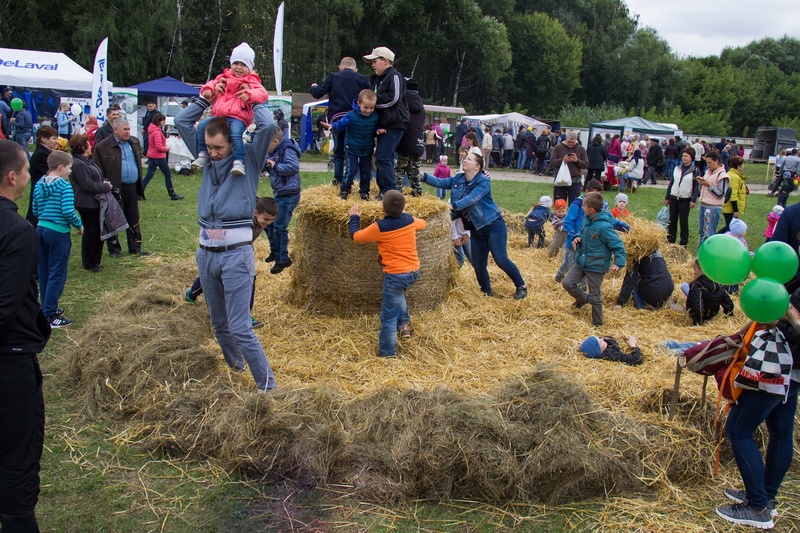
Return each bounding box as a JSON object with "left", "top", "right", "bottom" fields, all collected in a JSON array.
[{"left": 723, "top": 167, "right": 747, "bottom": 214}]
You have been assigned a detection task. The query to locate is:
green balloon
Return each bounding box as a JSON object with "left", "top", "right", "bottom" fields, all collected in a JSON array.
[
  {"left": 752, "top": 241, "right": 798, "bottom": 284},
  {"left": 697, "top": 234, "right": 751, "bottom": 285},
  {"left": 740, "top": 277, "right": 789, "bottom": 323},
  {"left": 10, "top": 97, "right": 22, "bottom": 111}
]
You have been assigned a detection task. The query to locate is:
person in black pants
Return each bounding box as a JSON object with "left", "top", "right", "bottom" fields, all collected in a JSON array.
[
  {"left": 664, "top": 148, "right": 700, "bottom": 247},
  {"left": 585, "top": 134, "right": 607, "bottom": 188},
  {"left": 0, "top": 139, "right": 51, "bottom": 532},
  {"left": 93, "top": 118, "right": 150, "bottom": 256},
  {"left": 69, "top": 135, "right": 113, "bottom": 271}
]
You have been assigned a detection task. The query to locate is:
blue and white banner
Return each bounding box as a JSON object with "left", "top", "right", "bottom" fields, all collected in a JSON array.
[
  {"left": 273, "top": 2, "right": 284, "bottom": 95},
  {"left": 91, "top": 38, "right": 109, "bottom": 123}
]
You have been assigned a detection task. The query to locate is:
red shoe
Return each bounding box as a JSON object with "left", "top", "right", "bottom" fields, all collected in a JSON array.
[{"left": 399, "top": 325, "right": 412, "bottom": 339}]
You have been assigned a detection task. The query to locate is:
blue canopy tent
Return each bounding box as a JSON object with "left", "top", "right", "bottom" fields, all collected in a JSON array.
[{"left": 129, "top": 76, "right": 198, "bottom": 98}]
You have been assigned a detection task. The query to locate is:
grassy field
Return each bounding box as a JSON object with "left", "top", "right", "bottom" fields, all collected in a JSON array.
[{"left": 20, "top": 161, "right": 785, "bottom": 531}]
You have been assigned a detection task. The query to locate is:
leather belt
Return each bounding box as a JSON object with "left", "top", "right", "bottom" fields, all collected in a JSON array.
[{"left": 198, "top": 241, "right": 251, "bottom": 253}]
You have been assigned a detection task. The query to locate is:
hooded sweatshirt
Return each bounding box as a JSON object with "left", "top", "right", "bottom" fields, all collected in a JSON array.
[{"left": 32, "top": 175, "right": 83, "bottom": 233}]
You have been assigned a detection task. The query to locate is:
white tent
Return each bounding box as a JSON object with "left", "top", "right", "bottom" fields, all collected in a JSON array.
[
  {"left": 0, "top": 47, "right": 93, "bottom": 91},
  {"left": 462, "top": 112, "right": 549, "bottom": 132}
]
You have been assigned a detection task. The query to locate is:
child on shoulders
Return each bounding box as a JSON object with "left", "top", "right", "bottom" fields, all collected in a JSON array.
[
  {"left": 524, "top": 195, "right": 553, "bottom": 248},
  {"left": 193, "top": 42, "right": 268, "bottom": 176},
  {"left": 349, "top": 191, "right": 426, "bottom": 357}
]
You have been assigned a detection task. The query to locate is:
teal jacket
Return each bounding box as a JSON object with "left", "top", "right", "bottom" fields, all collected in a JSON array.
[
  {"left": 32, "top": 176, "right": 82, "bottom": 233},
  {"left": 575, "top": 210, "right": 626, "bottom": 273}
]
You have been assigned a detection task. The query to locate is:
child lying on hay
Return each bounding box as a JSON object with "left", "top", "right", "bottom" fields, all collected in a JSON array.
[{"left": 579, "top": 334, "right": 643, "bottom": 366}]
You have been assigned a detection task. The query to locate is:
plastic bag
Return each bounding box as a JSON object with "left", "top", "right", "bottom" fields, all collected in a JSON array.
[
  {"left": 554, "top": 161, "right": 572, "bottom": 186},
  {"left": 656, "top": 206, "right": 669, "bottom": 228}
]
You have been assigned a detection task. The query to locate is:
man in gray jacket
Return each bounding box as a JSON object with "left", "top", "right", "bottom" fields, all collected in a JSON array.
[{"left": 175, "top": 96, "right": 278, "bottom": 392}]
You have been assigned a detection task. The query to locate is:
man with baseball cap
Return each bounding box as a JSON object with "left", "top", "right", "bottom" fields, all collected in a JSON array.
[{"left": 363, "top": 46, "right": 409, "bottom": 198}]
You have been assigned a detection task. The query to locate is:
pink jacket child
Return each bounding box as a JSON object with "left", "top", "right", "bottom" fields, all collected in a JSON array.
[
  {"left": 433, "top": 155, "right": 451, "bottom": 199},
  {"left": 765, "top": 205, "right": 784, "bottom": 239},
  {"left": 193, "top": 42, "right": 268, "bottom": 176}
]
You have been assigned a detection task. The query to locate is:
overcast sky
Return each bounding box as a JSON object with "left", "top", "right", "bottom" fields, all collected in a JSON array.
[{"left": 624, "top": 0, "right": 800, "bottom": 57}]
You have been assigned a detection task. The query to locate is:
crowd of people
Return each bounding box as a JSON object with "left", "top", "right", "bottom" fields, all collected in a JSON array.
[{"left": 2, "top": 41, "right": 800, "bottom": 531}]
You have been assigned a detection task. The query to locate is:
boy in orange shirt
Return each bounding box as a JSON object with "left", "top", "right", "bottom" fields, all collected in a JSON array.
[{"left": 349, "top": 190, "right": 426, "bottom": 357}]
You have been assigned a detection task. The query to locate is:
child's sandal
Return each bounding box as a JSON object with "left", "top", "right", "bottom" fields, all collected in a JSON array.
[{"left": 399, "top": 326, "right": 412, "bottom": 339}]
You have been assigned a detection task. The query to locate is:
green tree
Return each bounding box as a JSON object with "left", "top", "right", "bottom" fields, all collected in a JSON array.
[{"left": 504, "top": 13, "right": 582, "bottom": 116}]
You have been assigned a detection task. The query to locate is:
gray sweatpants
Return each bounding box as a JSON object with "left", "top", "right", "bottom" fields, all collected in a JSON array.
[
  {"left": 197, "top": 245, "right": 277, "bottom": 391},
  {"left": 562, "top": 265, "right": 605, "bottom": 326}
]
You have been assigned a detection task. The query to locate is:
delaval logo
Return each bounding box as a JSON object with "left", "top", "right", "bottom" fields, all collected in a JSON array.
[
  {"left": 94, "top": 58, "right": 106, "bottom": 109},
  {"left": 0, "top": 58, "right": 59, "bottom": 71}
]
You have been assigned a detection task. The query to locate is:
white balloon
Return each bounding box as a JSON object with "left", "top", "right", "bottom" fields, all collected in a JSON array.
[{"left": 71, "top": 104, "right": 82, "bottom": 116}]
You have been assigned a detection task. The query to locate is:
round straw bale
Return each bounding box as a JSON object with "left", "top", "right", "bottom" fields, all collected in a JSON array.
[{"left": 290, "top": 186, "right": 456, "bottom": 315}]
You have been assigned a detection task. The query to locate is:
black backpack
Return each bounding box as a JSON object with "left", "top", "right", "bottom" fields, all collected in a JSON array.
[{"left": 535, "top": 136, "right": 550, "bottom": 153}]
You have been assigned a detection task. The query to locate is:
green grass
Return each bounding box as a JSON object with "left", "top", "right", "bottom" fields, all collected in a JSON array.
[{"left": 20, "top": 162, "right": 784, "bottom": 531}]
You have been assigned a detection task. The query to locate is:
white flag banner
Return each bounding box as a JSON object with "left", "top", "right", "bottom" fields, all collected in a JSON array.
[
  {"left": 273, "top": 2, "right": 285, "bottom": 95},
  {"left": 91, "top": 37, "right": 109, "bottom": 123}
]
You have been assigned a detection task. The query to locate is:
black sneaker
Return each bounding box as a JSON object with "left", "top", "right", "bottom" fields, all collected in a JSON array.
[
  {"left": 270, "top": 258, "right": 293, "bottom": 274},
  {"left": 133, "top": 250, "right": 151, "bottom": 256},
  {"left": 264, "top": 252, "right": 275, "bottom": 263},
  {"left": 360, "top": 194, "right": 369, "bottom": 201},
  {"left": 725, "top": 489, "right": 778, "bottom": 517},
  {"left": 514, "top": 286, "right": 528, "bottom": 300},
  {"left": 110, "top": 251, "right": 122, "bottom": 259},
  {"left": 716, "top": 503, "right": 774, "bottom": 529},
  {"left": 375, "top": 194, "right": 384, "bottom": 201},
  {"left": 170, "top": 194, "right": 185, "bottom": 201},
  {"left": 339, "top": 191, "right": 349, "bottom": 200},
  {"left": 54, "top": 308, "right": 64, "bottom": 316},
  {"left": 48, "top": 315, "right": 73, "bottom": 328},
  {"left": 331, "top": 179, "right": 342, "bottom": 186},
  {"left": 251, "top": 317, "right": 264, "bottom": 329}
]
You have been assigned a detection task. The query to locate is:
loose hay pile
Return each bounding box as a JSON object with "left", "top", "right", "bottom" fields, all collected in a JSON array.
[
  {"left": 61, "top": 208, "right": 800, "bottom": 530},
  {"left": 290, "top": 185, "right": 456, "bottom": 315}
]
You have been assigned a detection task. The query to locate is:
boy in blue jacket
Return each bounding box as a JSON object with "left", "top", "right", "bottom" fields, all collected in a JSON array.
[
  {"left": 264, "top": 128, "right": 301, "bottom": 274},
  {"left": 32, "top": 151, "right": 83, "bottom": 328},
  {"left": 322, "top": 89, "right": 384, "bottom": 200},
  {"left": 562, "top": 192, "right": 626, "bottom": 327}
]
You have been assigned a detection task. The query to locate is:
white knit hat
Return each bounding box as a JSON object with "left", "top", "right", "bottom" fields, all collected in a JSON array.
[
  {"left": 615, "top": 193, "right": 629, "bottom": 204},
  {"left": 230, "top": 42, "right": 255, "bottom": 70},
  {"left": 539, "top": 196, "right": 553, "bottom": 208},
  {"left": 729, "top": 218, "right": 747, "bottom": 236}
]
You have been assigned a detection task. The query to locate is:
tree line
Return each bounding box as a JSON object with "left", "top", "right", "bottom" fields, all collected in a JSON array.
[{"left": 3, "top": 0, "right": 799, "bottom": 137}]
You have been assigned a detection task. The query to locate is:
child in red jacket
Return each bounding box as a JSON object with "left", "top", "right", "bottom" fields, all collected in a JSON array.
[{"left": 193, "top": 42, "right": 268, "bottom": 176}]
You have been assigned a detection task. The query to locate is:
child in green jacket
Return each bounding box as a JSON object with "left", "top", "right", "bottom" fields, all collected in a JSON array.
[{"left": 562, "top": 191, "right": 626, "bottom": 327}]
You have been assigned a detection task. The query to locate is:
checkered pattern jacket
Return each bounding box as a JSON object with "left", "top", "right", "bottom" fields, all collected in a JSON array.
[{"left": 735, "top": 327, "right": 793, "bottom": 399}]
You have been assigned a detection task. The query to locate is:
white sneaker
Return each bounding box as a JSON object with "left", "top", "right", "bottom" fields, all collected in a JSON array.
[
  {"left": 232, "top": 160, "right": 245, "bottom": 175},
  {"left": 192, "top": 152, "right": 210, "bottom": 167}
]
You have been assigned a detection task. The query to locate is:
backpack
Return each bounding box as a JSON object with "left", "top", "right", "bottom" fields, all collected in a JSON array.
[{"left": 535, "top": 136, "right": 550, "bottom": 153}]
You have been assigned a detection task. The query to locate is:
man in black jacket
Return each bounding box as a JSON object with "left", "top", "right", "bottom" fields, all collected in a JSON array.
[
  {"left": 645, "top": 138, "right": 663, "bottom": 185},
  {"left": 310, "top": 57, "right": 370, "bottom": 186},
  {"left": 364, "top": 46, "right": 409, "bottom": 197},
  {"left": 393, "top": 78, "right": 425, "bottom": 196},
  {"left": 92, "top": 104, "right": 121, "bottom": 146},
  {"left": 0, "top": 139, "right": 51, "bottom": 532}
]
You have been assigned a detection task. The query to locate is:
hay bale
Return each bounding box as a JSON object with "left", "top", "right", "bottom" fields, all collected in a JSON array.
[
  {"left": 501, "top": 207, "right": 527, "bottom": 235},
  {"left": 290, "top": 185, "right": 456, "bottom": 315},
  {"left": 621, "top": 216, "right": 667, "bottom": 268}
]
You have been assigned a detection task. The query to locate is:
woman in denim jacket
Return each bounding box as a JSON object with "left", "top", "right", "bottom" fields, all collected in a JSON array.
[{"left": 421, "top": 152, "right": 527, "bottom": 299}]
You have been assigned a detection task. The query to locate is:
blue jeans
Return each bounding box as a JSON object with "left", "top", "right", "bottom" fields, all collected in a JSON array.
[
  {"left": 14, "top": 133, "right": 31, "bottom": 159},
  {"left": 698, "top": 205, "right": 721, "bottom": 248},
  {"left": 267, "top": 193, "right": 300, "bottom": 264},
  {"left": 454, "top": 239, "right": 472, "bottom": 267},
  {"left": 196, "top": 245, "right": 276, "bottom": 390},
  {"left": 379, "top": 270, "right": 419, "bottom": 357},
  {"left": 517, "top": 151, "right": 526, "bottom": 170},
  {"left": 37, "top": 226, "right": 71, "bottom": 317},
  {"left": 343, "top": 153, "right": 372, "bottom": 196},
  {"left": 726, "top": 380, "right": 799, "bottom": 510},
  {"left": 471, "top": 217, "right": 525, "bottom": 295},
  {"left": 555, "top": 247, "right": 576, "bottom": 282},
  {"left": 631, "top": 285, "right": 646, "bottom": 309},
  {"left": 503, "top": 150, "right": 512, "bottom": 168},
  {"left": 142, "top": 157, "right": 175, "bottom": 196},
  {"left": 197, "top": 117, "right": 246, "bottom": 162},
  {"left": 375, "top": 128, "right": 404, "bottom": 194},
  {"left": 436, "top": 188, "right": 446, "bottom": 199}
]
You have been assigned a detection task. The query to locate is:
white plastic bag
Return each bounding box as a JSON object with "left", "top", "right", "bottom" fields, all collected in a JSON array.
[
  {"left": 656, "top": 206, "right": 670, "bottom": 228},
  {"left": 554, "top": 161, "right": 572, "bottom": 186}
]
